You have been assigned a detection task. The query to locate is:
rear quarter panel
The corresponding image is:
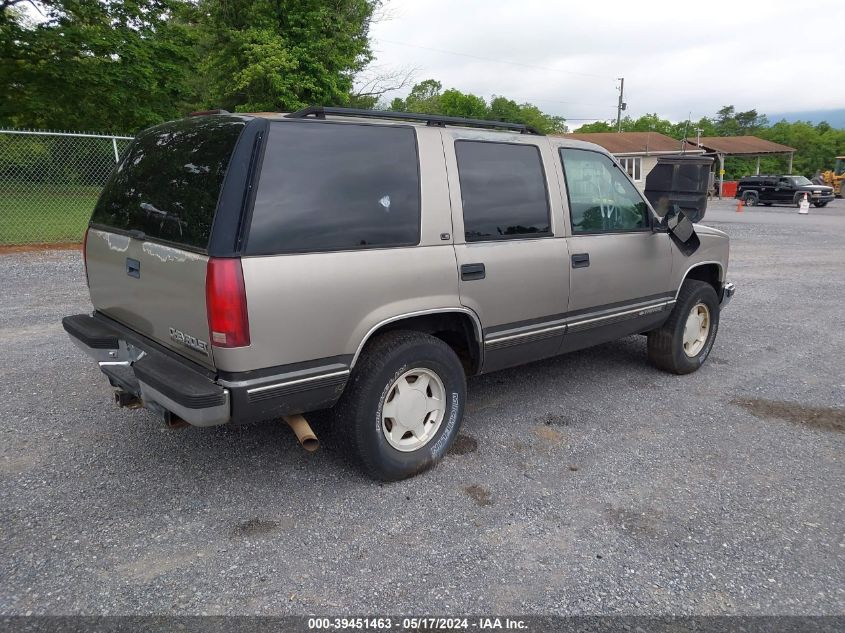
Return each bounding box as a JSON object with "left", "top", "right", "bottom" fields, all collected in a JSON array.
[{"left": 213, "top": 127, "right": 461, "bottom": 374}]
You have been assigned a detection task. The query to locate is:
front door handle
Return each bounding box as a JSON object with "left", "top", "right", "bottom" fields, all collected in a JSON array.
[
  {"left": 571, "top": 253, "right": 590, "bottom": 268},
  {"left": 460, "top": 263, "right": 486, "bottom": 281}
]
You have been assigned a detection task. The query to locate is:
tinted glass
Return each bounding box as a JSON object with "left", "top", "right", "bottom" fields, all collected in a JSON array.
[
  {"left": 91, "top": 116, "right": 247, "bottom": 250},
  {"left": 560, "top": 148, "right": 649, "bottom": 233},
  {"left": 246, "top": 122, "right": 420, "bottom": 254},
  {"left": 455, "top": 141, "right": 551, "bottom": 242}
]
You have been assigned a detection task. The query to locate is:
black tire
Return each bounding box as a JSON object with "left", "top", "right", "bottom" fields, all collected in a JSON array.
[
  {"left": 647, "top": 280, "right": 720, "bottom": 375},
  {"left": 742, "top": 191, "right": 759, "bottom": 206},
  {"left": 814, "top": 201, "right": 828, "bottom": 208},
  {"left": 333, "top": 330, "right": 466, "bottom": 481},
  {"left": 794, "top": 193, "right": 809, "bottom": 207}
]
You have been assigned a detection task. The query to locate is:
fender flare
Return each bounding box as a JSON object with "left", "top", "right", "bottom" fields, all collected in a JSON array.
[
  {"left": 351, "top": 307, "right": 484, "bottom": 368},
  {"left": 675, "top": 261, "right": 724, "bottom": 300}
]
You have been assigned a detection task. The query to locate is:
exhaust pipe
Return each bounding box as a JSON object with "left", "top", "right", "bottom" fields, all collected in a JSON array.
[{"left": 283, "top": 415, "right": 319, "bottom": 452}]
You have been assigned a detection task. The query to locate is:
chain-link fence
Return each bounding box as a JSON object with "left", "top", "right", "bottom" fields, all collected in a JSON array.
[{"left": 0, "top": 130, "right": 134, "bottom": 245}]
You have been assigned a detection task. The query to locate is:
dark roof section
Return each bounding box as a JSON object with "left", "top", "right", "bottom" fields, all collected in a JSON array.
[
  {"left": 695, "top": 136, "right": 796, "bottom": 155},
  {"left": 561, "top": 131, "right": 703, "bottom": 155}
]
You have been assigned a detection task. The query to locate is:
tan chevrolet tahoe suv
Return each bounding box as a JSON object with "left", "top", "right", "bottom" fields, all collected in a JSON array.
[{"left": 63, "top": 107, "right": 735, "bottom": 481}]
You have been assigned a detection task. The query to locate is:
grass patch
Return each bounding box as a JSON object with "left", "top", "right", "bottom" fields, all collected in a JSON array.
[{"left": 0, "top": 184, "right": 101, "bottom": 245}]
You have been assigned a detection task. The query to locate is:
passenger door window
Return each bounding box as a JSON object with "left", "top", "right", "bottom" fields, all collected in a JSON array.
[
  {"left": 455, "top": 141, "right": 551, "bottom": 242},
  {"left": 560, "top": 148, "right": 650, "bottom": 233}
]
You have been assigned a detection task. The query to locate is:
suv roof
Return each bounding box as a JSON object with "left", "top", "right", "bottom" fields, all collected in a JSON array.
[
  {"left": 740, "top": 174, "right": 795, "bottom": 179},
  {"left": 245, "top": 106, "right": 544, "bottom": 136}
]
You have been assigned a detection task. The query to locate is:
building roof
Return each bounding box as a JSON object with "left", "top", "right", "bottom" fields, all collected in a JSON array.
[
  {"left": 695, "top": 136, "right": 795, "bottom": 155},
  {"left": 561, "top": 131, "right": 703, "bottom": 155}
]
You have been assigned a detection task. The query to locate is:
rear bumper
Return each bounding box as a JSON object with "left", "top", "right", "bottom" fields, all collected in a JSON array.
[
  {"left": 62, "top": 314, "right": 229, "bottom": 426},
  {"left": 62, "top": 313, "right": 349, "bottom": 426}
]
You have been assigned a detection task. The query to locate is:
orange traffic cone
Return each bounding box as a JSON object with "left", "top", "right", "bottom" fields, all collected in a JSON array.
[{"left": 736, "top": 198, "right": 744, "bottom": 213}]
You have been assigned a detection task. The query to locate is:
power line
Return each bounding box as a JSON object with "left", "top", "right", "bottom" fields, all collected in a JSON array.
[
  {"left": 509, "top": 96, "right": 618, "bottom": 109},
  {"left": 374, "top": 38, "right": 615, "bottom": 80}
]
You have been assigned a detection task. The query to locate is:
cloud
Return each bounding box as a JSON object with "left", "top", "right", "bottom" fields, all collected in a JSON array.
[{"left": 368, "top": 0, "right": 844, "bottom": 124}]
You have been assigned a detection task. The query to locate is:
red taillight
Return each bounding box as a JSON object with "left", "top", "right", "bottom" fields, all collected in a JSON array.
[
  {"left": 206, "top": 257, "right": 251, "bottom": 348},
  {"left": 82, "top": 227, "right": 90, "bottom": 287}
]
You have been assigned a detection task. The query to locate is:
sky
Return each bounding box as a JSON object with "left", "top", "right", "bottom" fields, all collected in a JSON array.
[{"left": 365, "top": 0, "right": 844, "bottom": 128}]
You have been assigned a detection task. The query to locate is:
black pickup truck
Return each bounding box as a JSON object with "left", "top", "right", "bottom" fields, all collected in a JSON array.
[{"left": 736, "top": 175, "right": 835, "bottom": 208}]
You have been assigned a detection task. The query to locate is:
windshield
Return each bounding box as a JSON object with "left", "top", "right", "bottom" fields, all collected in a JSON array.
[
  {"left": 791, "top": 176, "right": 812, "bottom": 186},
  {"left": 91, "top": 115, "right": 248, "bottom": 250}
]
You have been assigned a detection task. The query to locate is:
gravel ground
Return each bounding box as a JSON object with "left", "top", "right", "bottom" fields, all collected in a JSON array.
[{"left": 1, "top": 198, "right": 843, "bottom": 616}]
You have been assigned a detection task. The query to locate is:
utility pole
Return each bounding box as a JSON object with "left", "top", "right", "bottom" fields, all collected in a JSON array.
[
  {"left": 695, "top": 127, "right": 703, "bottom": 147},
  {"left": 616, "top": 77, "right": 626, "bottom": 132}
]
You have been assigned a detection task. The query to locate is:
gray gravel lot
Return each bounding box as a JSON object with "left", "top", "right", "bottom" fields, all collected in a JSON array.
[{"left": 1, "top": 198, "right": 843, "bottom": 616}]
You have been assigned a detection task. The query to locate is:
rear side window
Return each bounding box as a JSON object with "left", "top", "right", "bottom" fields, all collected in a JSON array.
[
  {"left": 455, "top": 141, "right": 551, "bottom": 242},
  {"left": 246, "top": 122, "right": 420, "bottom": 254},
  {"left": 91, "top": 116, "right": 247, "bottom": 250}
]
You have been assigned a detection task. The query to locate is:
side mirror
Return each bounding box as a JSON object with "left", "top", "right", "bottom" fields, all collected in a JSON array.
[
  {"left": 663, "top": 205, "right": 700, "bottom": 256},
  {"left": 666, "top": 208, "right": 694, "bottom": 242}
]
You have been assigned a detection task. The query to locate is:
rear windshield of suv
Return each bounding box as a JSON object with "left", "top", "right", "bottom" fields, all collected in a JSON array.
[{"left": 90, "top": 115, "right": 248, "bottom": 250}]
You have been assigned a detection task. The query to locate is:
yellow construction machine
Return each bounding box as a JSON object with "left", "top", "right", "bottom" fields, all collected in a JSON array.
[{"left": 820, "top": 156, "right": 845, "bottom": 197}]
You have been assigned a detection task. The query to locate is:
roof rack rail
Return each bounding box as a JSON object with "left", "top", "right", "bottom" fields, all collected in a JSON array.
[
  {"left": 188, "top": 109, "right": 230, "bottom": 116},
  {"left": 285, "top": 106, "right": 543, "bottom": 135}
]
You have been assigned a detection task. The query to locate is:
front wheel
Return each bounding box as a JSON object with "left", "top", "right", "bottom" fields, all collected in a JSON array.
[
  {"left": 647, "top": 280, "right": 720, "bottom": 374},
  {"left": 814, "top": 201, "right": 828, "bottom": 208},
  {"left": 742, "top": 191, "right": 759, "bottom": 206},
  {"left": 333, "top": 330, "right": 466, "bottom": 481}
]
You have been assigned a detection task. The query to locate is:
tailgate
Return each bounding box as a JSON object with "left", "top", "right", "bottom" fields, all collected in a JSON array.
[
  {"left": 86, "top": 230, "right": 214, "bottom": 368},
  {"left": 83, "top": 114, "right": 252, "bottom": 369}
]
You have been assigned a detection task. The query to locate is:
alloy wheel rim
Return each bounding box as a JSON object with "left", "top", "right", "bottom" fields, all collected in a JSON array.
[
  {"left": 683, "top": 302, "right": 710, "bottom": 357},
  {"left": 381, "top": 368, "right": 446, "bottom": 452}
]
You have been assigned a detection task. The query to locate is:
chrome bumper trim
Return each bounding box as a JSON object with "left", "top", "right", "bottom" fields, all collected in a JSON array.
[{"left": 138, "top": 381, "right": 230, "bottom": 427}]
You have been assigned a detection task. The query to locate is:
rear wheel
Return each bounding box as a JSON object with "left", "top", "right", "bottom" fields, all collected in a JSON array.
[
  {"left": 333, "top": 330, "right": 466, "bottom": 481},
  {"left": 647, "top": 280, "right": 720, "bottom": 375},
  {"left": 742, "top": 191, "right": 758, "bottom": 206}
]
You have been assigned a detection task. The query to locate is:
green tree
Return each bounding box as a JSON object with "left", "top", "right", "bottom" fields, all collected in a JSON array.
[
  {"left": 0, "top": 0, "right": 199, "bottom": 132},
  {"left": 512, "top": 103, "right": 566, "bottom": 134},
  {"left": 395, "top": 79, "right": 443, "bottom": 113},
  {"left": 438, "top": 89, "right": 487, "bottom": 119},
  {"left": 390, "top": 80, "right": 565, "bottom": 134},
  {"left": 196, "top": 0, "right": 378, "bottom": 113}
]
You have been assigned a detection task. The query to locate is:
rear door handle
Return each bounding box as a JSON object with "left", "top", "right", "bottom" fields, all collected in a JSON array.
[
  {"left": 126, "top": 258, "right": 140, "bottom": 278},
  {"left": 460, "top": 263, "right": 486, "bottom": 281},
  {"left": 571, "top": 253, "right": 590, "bottom": 268}
]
